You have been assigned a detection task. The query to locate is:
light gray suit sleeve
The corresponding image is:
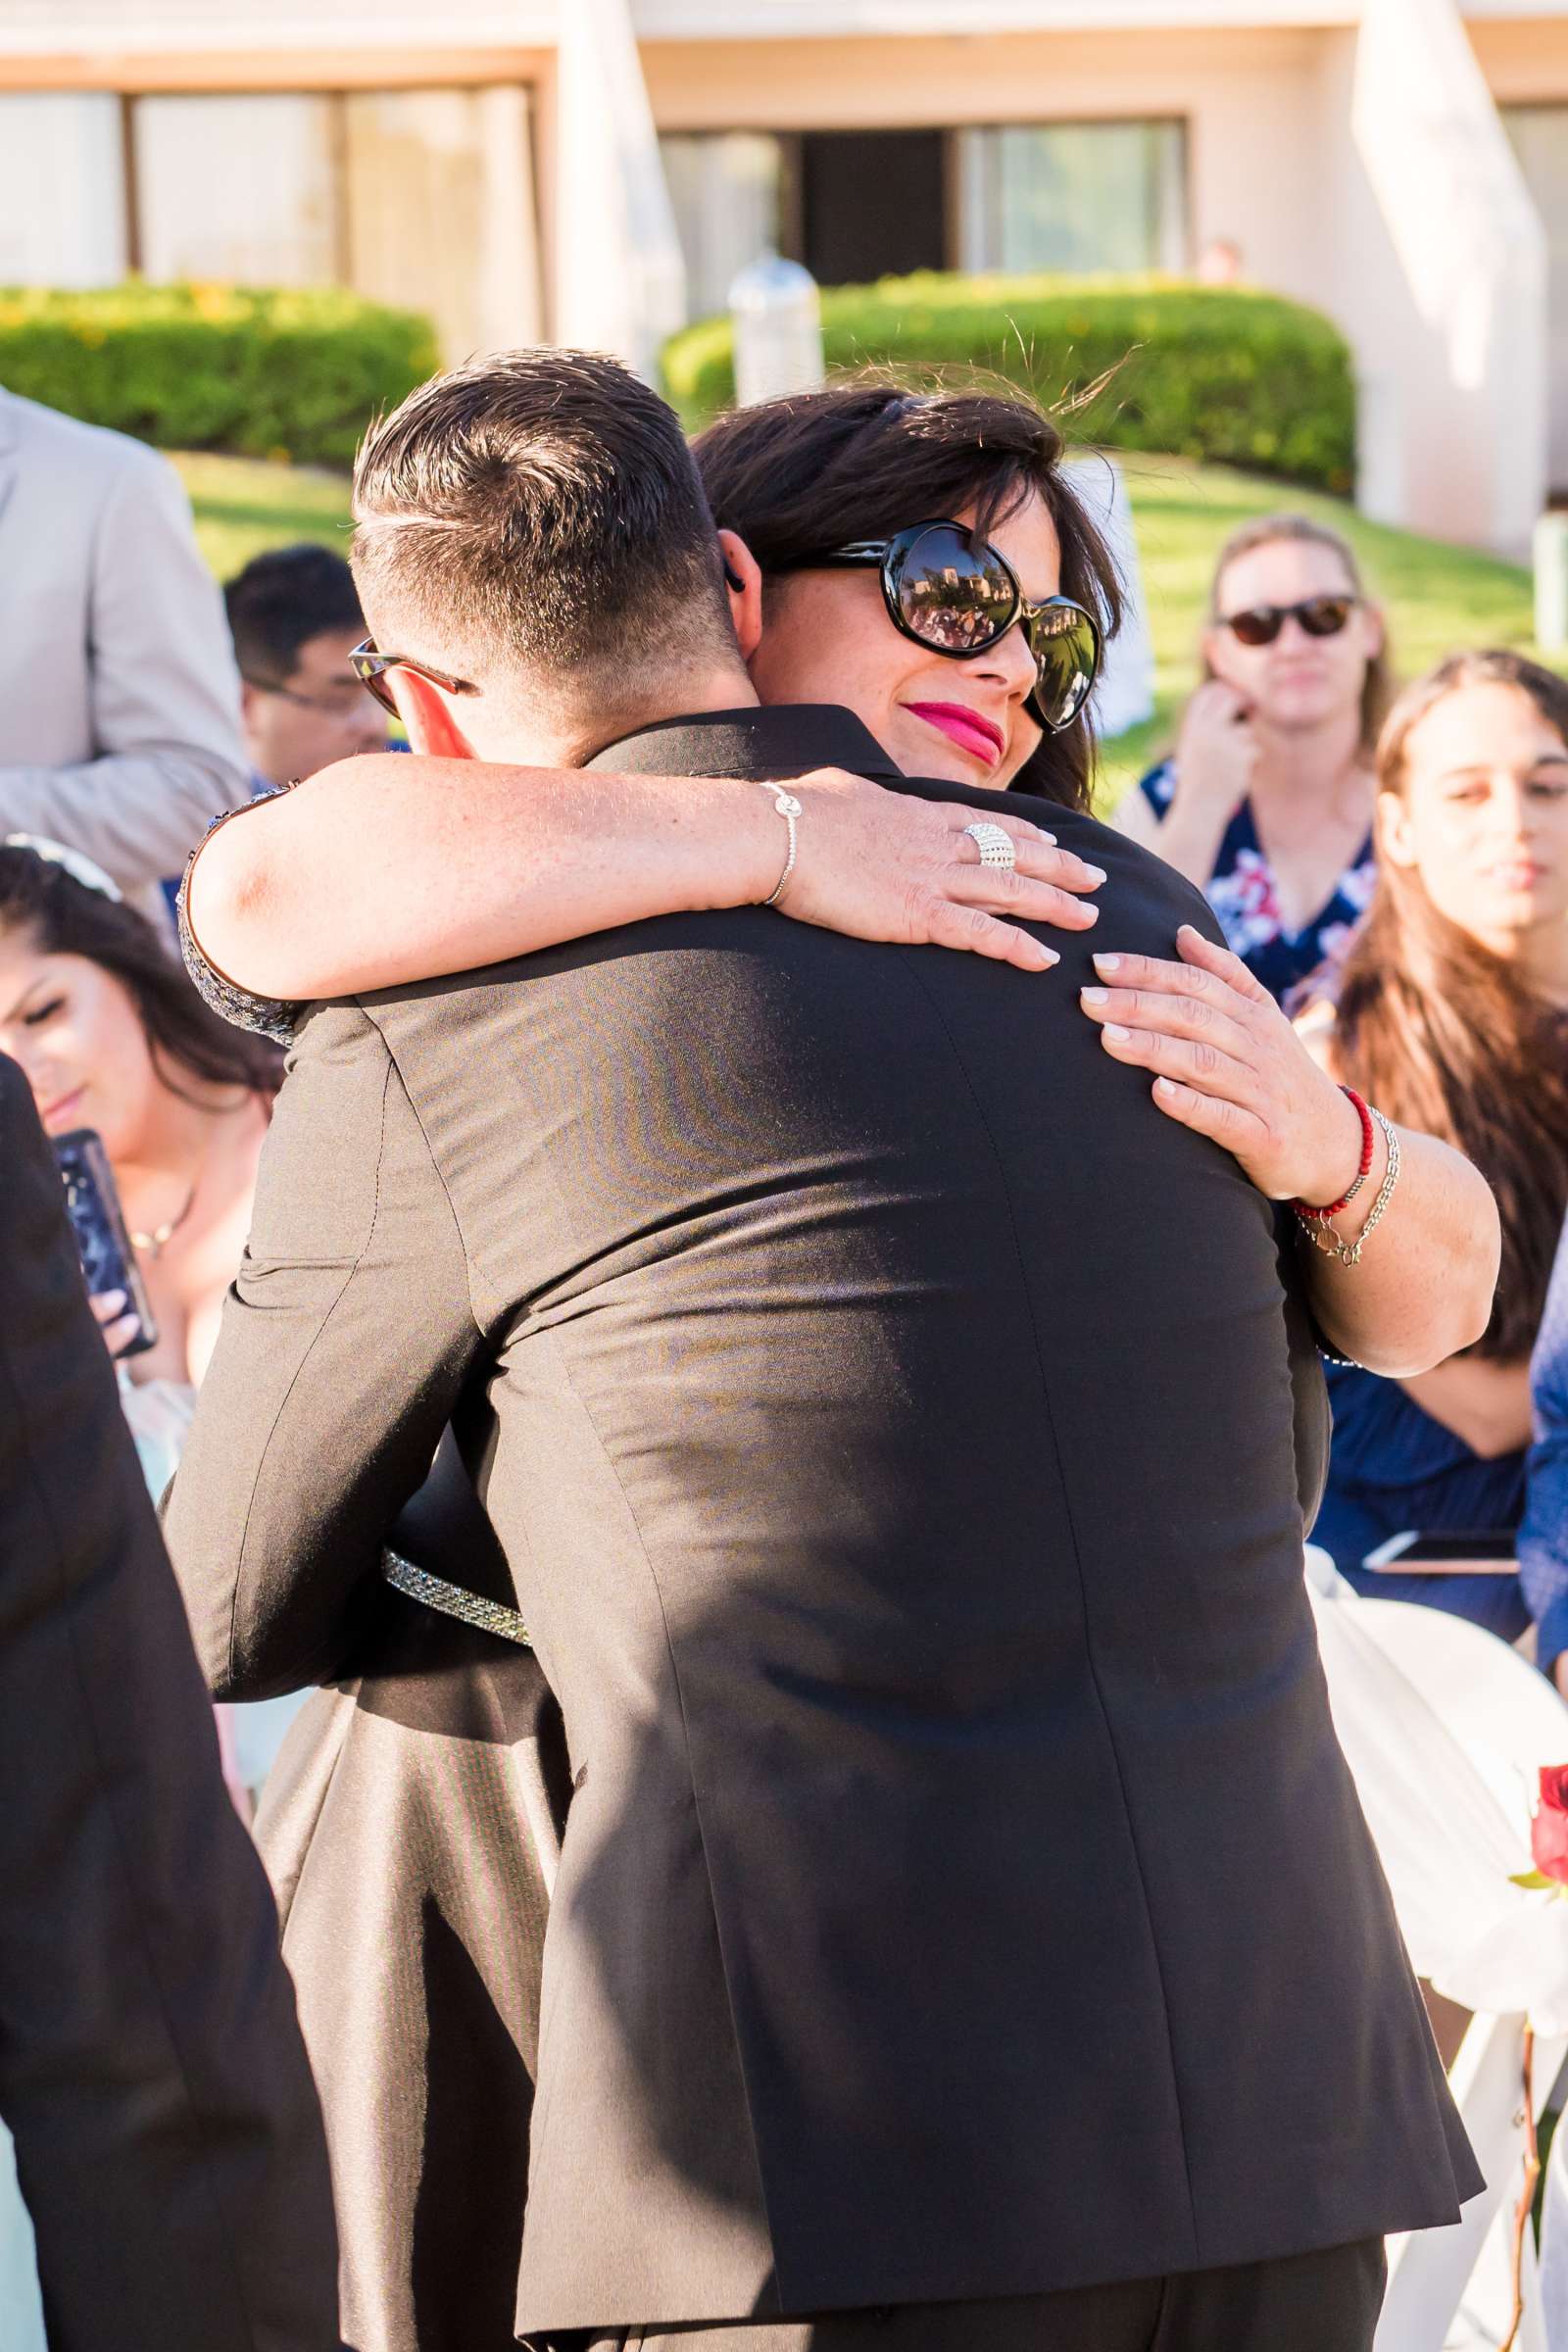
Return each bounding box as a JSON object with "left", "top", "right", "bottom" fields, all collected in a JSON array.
[
  {"left": 0, "top": 444, "right": 248, "bottom": 886},
  {"left": 163, "top": 1002, "right": 484, "bottom": 1700}
]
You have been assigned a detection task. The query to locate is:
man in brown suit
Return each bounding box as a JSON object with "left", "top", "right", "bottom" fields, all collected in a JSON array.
[
  {"left": 0, "top": 1050, "right": 340, "bottom": 2352},
  {"left": 164, "top": 353, "right": 1476, "bottom": 2352}
]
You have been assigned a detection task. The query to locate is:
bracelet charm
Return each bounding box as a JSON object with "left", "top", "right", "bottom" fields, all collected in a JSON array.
[
  {"left": 1296, "top": 1106, "right": 1401, "bottom": 1267},
  {"left": 758, "top": 784, "right": 803, "bottom": 908}
]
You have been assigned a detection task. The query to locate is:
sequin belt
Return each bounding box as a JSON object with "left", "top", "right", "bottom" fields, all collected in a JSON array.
[{"left": 382, "top": 1551, "right": 532, "bottom": 1647}]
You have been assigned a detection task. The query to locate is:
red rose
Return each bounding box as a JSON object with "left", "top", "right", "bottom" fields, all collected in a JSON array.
[{"left": 1531, "top": 1767, "right": 1568, "bottom": 1885}]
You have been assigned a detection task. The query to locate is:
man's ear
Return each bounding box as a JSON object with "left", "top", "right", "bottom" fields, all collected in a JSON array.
[
  {"left": 389, "top": 667, "right": 479, "bottom": 760},
  {"left": 718, "top": 530, "right": 765, "bottom": 663}
]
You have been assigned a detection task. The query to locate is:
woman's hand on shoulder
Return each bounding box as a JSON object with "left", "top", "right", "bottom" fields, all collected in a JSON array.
[
  {"left": 1079, "top": 923, "right": 1364, "bottom": 1200},
  {"left": 774, "top": 767, "right": 1103, "bottom": 974}
]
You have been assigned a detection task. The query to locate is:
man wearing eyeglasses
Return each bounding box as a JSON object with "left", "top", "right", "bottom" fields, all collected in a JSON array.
[{"left": 224, "top": 544, "right": 393, "bottom": 792}]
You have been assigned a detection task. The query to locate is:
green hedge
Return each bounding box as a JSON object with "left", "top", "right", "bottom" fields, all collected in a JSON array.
[
  {"left": 662, "top": 272, "right": 1355, "bottom": 493},
  {"left": 0, "top": 281, "right": 440, "bottom": 468}
]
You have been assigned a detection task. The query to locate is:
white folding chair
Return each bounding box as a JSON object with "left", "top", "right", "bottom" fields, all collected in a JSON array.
[{"left": 1307, "top": 1578, "right": 1568, "bottom": 2351}]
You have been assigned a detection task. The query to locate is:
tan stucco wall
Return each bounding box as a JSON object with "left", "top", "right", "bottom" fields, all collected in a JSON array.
[
  {"left": 643, "top": 26, "right": 1338, "bottom": 301},
  {"left": 1469, "top": 16, "right": 1568, "bottom": 94}
]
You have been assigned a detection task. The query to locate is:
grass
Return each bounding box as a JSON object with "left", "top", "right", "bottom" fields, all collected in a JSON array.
[
  {"left": 172, "top": 450, "right": 355, "bottom": 582},
  {"left": 1096, "top": 452, "right": 1549, "bottom": 807},
  {"left": 172, "top": 448, "right": 1551, "bottom": 809}
]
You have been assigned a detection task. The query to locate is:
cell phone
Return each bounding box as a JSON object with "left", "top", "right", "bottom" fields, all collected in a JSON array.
[
  {"left": 51, "top": 1127, "right": 158, "bottom": 1360},
  {"left": 1362, "top": 1529, "right": 1517, "bottom": 1574}
]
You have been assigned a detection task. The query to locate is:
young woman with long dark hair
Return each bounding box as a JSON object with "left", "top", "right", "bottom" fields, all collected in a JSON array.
[
  {"left": 1299, "top": 651, "right": 1568, "bottom": 1663},
  {"left": 0, "top": 842, "right": 277, "bottom": 1389}
]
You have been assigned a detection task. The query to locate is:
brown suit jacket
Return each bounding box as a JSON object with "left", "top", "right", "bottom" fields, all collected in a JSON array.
[
  {"left": 166, "top": 705, "right": 1475, "bottom": 2336},
  {"left": 0, "top": 1052, "right": 340, "bottom": 2352}
]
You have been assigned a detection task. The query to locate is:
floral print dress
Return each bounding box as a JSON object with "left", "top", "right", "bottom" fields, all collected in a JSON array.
[{"left": 1138, "top": 760, "right": 1377, "bottom": 1004}]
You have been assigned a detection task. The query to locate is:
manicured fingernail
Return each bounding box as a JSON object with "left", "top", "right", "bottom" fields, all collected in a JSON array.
[
  {"left": 1038, "top": 831, "right": 1057, "bottom": 845},
  {"left": 1039, "top": 946, "right": 1059, "bottom": 965},
  {"left": 1155, "top": 1076, "right": 1179, "bottom": 1095},
  {"left": 1103, "top": 1022, "right": 1132, "bottom": 1041},
  {"left": 1082, "top": 864, "right": 1106, "bottom": 885},
  {"left": 102, "top": 1290, "right": 126, "bottom": 1311},
  {"left": 1081, "top": 986, "right": 1108, "bottom": 1005},
  {"left": 1093, "top": 954, "right": 1122, "bottom": 974}
]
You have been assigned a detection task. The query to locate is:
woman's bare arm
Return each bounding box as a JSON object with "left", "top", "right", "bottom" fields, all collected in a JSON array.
[
  {"left": 1079, "top": 929, "right": 1499, "bottom": 1376},
  {"left": 185, "top": 753, "right": 1107, "bottom": 1003},
  {"left": 1399, "top": 1357, "right": 1533, "bottom": 1459},
  {"left": 1111, "top": 683, "right": 1256, "bottom": 886}
]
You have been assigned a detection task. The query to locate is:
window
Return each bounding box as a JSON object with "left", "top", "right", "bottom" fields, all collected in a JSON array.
[
  {"left": 133, "top": 95, "right": 341, "bottom": 284},
  {"left": 1502, "top": 106, "right": 1568, "bottom": 493},
  {"left": 661, "top": 132, "right": 786, "bottom": 320},
  {"left": 957, "top": 121, "right": 1188, "bottom": 277},
  {"left": 125, "top": 88, "right": 539, "bottom": 360}
]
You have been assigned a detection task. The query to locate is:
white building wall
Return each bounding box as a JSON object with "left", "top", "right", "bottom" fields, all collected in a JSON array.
[
  {"left": 0, "top": 93, "right": 124, "bottom": 284},
  {"left": 1323, "top": 0, "right": 1548, "bottom": 552}
]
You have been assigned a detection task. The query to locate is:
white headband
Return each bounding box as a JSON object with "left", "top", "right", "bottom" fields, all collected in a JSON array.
[{"left": 4, "top": 834, "right": 122, "bottom": 903}]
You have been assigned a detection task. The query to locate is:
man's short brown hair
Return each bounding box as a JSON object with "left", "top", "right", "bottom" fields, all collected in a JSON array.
[{"left": 351, "top": 348, "right": 734, "bottom": 729}]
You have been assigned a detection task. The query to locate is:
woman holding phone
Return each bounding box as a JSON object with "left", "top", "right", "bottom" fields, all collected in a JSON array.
[
  {"left": 0, "top": 840, "right": 276, "bottom": 1392},
  {"left": 1116, "top": 513, "right": 1390, "bottom": 1003}
]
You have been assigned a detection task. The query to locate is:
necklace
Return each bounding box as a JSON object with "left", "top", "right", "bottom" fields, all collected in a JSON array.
[{"left": 130, "top": 1177, "right": 199, "bottom": 1260}]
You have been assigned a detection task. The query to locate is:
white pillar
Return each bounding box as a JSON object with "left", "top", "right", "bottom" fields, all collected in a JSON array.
[
  {"left": 475, "top": 84, "right": 544, "bottom": 355},
  {"left": 1346, "top": 0, "right": 1547, "bottom": 555},
  {"left": 554, "top": 0, "right": 686, "bottom": 380}
]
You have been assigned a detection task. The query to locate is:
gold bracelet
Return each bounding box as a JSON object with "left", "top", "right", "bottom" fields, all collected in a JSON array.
[{"left": 1298, "top": 1107, "right": 1401, "bottom": 1268}]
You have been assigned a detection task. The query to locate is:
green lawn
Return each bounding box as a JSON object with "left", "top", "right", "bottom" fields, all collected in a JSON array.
[
  {"left": 173, "top": 450, "right": 355, "bottom": 581},
  {"left": 1100, "top": 453, "right": 1549, "bottom": 807},
  {"left": 173, "top": 448, "right": 1550, "bottom": 809}
]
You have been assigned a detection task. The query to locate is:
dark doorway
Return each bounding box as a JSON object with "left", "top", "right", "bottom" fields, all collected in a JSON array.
[{"left": 799, "top": 129, "right": 948, "bottom": 287}]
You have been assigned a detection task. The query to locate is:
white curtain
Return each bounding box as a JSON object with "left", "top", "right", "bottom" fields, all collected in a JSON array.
[
  {"left": 958, "top": 121, "right": 1187, "bottom": 278},
  {"left": 661, "top": 133, "right": 785, "bottom": 322}
]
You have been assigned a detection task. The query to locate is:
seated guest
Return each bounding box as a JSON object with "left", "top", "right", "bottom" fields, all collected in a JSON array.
[
  {"left": 1300, "top": 651, "right": 1568, "bottom": 1638},
  {"left": 0, "top": 838, "right": 284, "bottom": 1812},
  {"left": 1117, "top": 513, "right": 1388, "bottom": 1002},
  {"left": 0, "top": 840, "right": 277, "bottom": 1394},
  {"left": 0, "top": 1050, "right": 338, "bottom": 2352},
  {"left": 224, "top": 543, "right": 391, "bottom": 790},
  {"left": 1522, "top": 1214, "right": 1568, "bottom": 1692}
]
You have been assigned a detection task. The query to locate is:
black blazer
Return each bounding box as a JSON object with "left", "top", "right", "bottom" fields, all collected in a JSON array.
[
  {"left": 0, "top": 1054, "right": 340, "bottom": 2352},
  {"left": 166, "top": 706, "right": 1477, "bottom": 2334}
]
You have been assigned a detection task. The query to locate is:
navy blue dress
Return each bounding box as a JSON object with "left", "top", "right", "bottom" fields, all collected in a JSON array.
[
  {"left": 1139, "top": 760, "right": 1377, "bottom": 1004},
  {"left": 1317, "top": 1360, "right": 1529, "bottom": 1641}
]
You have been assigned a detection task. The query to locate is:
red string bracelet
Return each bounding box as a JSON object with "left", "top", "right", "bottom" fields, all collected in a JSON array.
[{"left": 1292, "top": 1086, "right": 1375, "bottom": 1221}]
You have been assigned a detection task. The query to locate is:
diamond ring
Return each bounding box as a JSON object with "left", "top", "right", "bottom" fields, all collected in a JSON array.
[{"left": 962, "top": 820, "right": 1017, "bottom": 871}]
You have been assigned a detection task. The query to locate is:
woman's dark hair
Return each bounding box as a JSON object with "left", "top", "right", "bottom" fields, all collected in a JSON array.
[
  {"left": 1333, "top": 650, "right": 1568, "bottom": 1357},
  {"left": 693, "top": 379, "right": 1124, "bottom": 812},
  {"left": 0, "top": 848, "right": 281, "bottom": 1104}
]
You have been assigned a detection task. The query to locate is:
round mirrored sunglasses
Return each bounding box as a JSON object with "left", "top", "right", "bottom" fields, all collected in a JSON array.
[{"left": 796, "top": 521, "right": 1102, "bottom": 733}]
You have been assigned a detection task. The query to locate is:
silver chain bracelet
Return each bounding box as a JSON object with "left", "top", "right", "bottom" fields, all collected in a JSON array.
[
  {"left": 758, "top": 783, "right": 803, "bottom": 906},
  {"left": 1300, "top": 1107, "right": 1401, "bottom": 1268}
]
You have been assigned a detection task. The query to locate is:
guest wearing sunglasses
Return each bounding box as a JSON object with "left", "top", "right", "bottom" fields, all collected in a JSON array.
[{"left": 1118, "top": 514, "right": 1391, "bottom": 1002}]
